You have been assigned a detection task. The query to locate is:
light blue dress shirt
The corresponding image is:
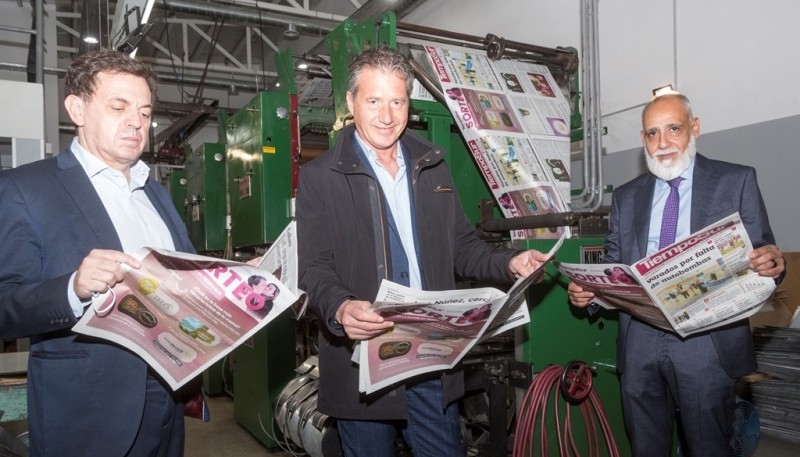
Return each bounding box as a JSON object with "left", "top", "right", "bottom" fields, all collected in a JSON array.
[
  {"left": 68, "top": 137, "right": 175, "bottom": 316},
  {"left": 355, "top": 132, "right": 422, "bottom": 289},
  {"left": 646, "top": 159, "right": 695, "bottom": 256}
]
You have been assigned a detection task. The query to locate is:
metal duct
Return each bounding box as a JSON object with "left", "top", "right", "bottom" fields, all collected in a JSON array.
[
  {"left": 347, "top": 0, "right": 430, "bottom": 22},
  {"left": 156, "top": 71, "right": 264, "bottom": 93},
  {"left": 158, "top": 0, "right": 339, "bottom": 33},
  {"left": 0, "top": 61, "right": 262, "bottom": 93}
]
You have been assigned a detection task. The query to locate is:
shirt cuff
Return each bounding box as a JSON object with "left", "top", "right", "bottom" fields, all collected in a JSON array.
[{"left": 67, "top": 271, "right": 90, "bottom": 318}]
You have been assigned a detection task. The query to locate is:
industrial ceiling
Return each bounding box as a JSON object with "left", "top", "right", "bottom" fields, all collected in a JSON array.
[{"left": 54, "top": 0, "right": 431, "bottom": 94}]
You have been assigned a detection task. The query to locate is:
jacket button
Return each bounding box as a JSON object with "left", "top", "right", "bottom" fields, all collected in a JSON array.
[{"left": 400, "top": 272, "right": 409, "bottom": 279}]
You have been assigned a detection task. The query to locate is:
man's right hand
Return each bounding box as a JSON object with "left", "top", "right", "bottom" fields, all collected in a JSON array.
[
  {"left": 336, "top": 299, "right": 394, "bottom": 340},
  {"left": 73, "top": 249, "right": 141, "bottom": 300},
  {"left": 567, "top": 282, "right": 595, "bottom": 308}
]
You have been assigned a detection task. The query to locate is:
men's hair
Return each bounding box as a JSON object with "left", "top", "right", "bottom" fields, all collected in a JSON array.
[
  {"left": 248, "top": 275, "right": 267, "bottom": 287},
  {"left": 642, "top": 93, "right": 693, "bottom": 124},
  {"left": 347, "top": 45, "right": 414, "bottom": 97},
  {"left": 64, "top": 49, "right": 158, "bottom": 103}
]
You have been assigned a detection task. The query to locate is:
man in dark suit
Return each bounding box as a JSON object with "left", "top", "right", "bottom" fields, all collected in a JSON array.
[
  {"left": 568, "top": 93, "right": 785, "bottom": 456},
  {"left": 0, "top": 49, "right": 195, "bottom": 456}
]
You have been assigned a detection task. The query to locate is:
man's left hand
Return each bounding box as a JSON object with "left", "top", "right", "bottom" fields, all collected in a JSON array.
[
  {"left": 749, "top": 244, "right": 785, "bottom": 279},
  {"left": 509, "top": 250, "right": 551, "bottom": 282}
]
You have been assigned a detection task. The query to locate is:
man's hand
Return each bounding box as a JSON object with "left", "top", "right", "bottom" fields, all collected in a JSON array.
[
  {"left": 567, "top": 282, "right": 595, "bottom": 308},
  {"left": 749, "top": 244, "right": 785, "bottom": 279},
  {"left": 335, "top": 299, "right": 394, "bottom": 340},
  {"left": 509, "top": 250, "right": 552, "bottom": 282},
  {"left": 73, "top": 249, "right": 141, "bottom": 300}
]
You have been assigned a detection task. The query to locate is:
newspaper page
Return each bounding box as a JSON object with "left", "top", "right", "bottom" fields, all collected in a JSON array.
[
  {"left": 358, "top": 234, "right": 565, "bottom": 394},
  {"left": 414, "top": 45, "right": 572, "bottom": 240},
  {"left": 557, "top": 213, "right": 777, "bottom": 337},
  {"left": 73, "top": 222, "right": 302, "bottom": 391}
]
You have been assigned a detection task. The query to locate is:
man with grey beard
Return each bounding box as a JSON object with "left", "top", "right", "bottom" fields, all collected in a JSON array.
[{"left": 567, "top": 93, "right": 785, "bottom": 456}]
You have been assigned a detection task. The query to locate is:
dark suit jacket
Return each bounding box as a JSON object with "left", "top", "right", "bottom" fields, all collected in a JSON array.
[
  {"left": 0, "top": 148, "right": 194, "bottom": 455},
  {"left": 605, "top": 153, "right": 775, "bottom": 378}
]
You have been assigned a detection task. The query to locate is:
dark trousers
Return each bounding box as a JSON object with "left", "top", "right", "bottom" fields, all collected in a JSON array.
[
  {"left": 125, "top": 375, "right": 185, "bottom": 457},
  {"left": 621, "top": 320, "right": 736, "bottom": 457},
  {"left": 337, "top": 378, "right": 464, "bottom": 457}
]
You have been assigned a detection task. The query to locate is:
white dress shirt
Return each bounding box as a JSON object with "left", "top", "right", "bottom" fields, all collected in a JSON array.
[{"left": 68, "top": 137, "right": 175, "bottom": 316}]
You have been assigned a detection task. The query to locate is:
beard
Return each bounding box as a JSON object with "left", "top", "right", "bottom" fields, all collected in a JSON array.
[{"left": 645, "top": 135, "right": 697, "bottom": 181}]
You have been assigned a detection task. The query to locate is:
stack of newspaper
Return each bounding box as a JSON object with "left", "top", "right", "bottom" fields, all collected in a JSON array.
[{"left": 750, "top": 326, "right": 800, "bottom": 443}]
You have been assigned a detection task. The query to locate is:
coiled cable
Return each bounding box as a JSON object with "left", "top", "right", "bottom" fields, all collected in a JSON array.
[{"left": 512, "top": 361, "right": 620, "bottom": 457}]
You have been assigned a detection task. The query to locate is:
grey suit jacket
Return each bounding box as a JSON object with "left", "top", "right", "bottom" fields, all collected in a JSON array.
[
  {"left": 605, "top": 153, "right": 775, "bottom": 378},
  {"left": 0, "top": 147, "right": 195, "bottom": 455}
]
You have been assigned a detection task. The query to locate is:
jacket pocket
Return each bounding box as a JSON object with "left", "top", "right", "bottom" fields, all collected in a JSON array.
[{"left": 31, "top": 350, "right": 90, "bottom": 359}]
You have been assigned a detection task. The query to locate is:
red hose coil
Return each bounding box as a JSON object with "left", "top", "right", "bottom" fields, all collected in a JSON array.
[{"left": 512, "top": 363, "right": 620, "bottom": 457}]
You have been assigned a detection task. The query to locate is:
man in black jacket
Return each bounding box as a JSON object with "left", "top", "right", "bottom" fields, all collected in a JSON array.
[{"left": 297, "top": 46, "right": 549, "bottom": 457}]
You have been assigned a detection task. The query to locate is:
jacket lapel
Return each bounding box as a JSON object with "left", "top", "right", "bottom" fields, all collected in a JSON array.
[
  {"left": 634, "top": 174, "right": 655, "bottom": 260},
  {"left": 55, "top": 149, "right": 123, "bottom": 250},
  {"left": 690, "top": 154, "right": 714, "bottom": 232}
]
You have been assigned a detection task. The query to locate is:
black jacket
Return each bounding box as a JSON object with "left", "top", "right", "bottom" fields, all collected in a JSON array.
[{"left": 297, "top": 124, "right": 519, "bottom": 420}]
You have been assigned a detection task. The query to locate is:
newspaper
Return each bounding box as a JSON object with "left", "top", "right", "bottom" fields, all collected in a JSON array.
[
  {"left": 412, "top": 44, "right": 572, "bottom": 240},
  {"left": 73, "top": 221, "right": 303, "bottom": 391},
  {"left": 556, "top": 213, "right": 776, "bottom": 337},
  {"left": 358, "top": 234, "right": 565, "bottom": 394}
]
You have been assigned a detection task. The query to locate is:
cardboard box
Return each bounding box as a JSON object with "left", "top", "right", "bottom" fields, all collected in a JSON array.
[{"left": 750, "top": 252, "right": 800, "bottom": 329}]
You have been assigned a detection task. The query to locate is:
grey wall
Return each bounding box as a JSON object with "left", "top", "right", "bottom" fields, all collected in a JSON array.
[{"left": 574, "top": 114, "right": 800, "bottom": 251}]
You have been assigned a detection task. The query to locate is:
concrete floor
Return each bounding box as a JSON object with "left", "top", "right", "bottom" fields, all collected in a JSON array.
[
  {"left": 1, "top": 393, "right": 795, "bottom": 455},
  {"left": 188, "top": 394, "right": 799, "bottom": 457}
]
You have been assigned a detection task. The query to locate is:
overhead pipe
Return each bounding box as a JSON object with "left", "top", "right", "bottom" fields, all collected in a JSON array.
[
  {"left": 0, "top": 60, "right": 265, "bottom": 94},
  {"left": 395, "top": 22, "right": 578, "bottom": 74},
  {"left": 573, "top": 0, "right": 603, "bottom": 211},
  {"left": 157, "top": 0, "right": 339, "bottom": 33}
]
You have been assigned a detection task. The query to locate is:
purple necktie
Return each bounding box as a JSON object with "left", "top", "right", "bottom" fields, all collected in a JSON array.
[{"left": 659, "top": 177, "right": 684, "bottom": 249}]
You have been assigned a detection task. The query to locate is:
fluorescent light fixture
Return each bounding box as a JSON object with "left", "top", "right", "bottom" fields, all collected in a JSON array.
[
  {"left": 284, "top": 23, "right": 299, "bottom": 39},
  {"left": 652, "top": 84, "right": 676, "bottom": 97},
  {"left": 83, "top": 36, "right": 99, "bottom": 44}
]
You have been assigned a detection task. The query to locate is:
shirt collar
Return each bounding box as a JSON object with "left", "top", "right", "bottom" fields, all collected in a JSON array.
[
  {"left": 70, "top": 136, "right": 151, "bottom": 189},
  {"left": 354, "top": 131, "right": 405, "bottom": 171}
]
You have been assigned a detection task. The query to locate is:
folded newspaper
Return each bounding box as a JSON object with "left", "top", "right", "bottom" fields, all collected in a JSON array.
[
  {"left": 556, "top": 213, "right": 776, "bottom": 338},
  {"left": 73, "top": 221, "right": 303, "bottom": 391},
  {"left": 358, "top": 234, "right": 564, "bottom": 394}
]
